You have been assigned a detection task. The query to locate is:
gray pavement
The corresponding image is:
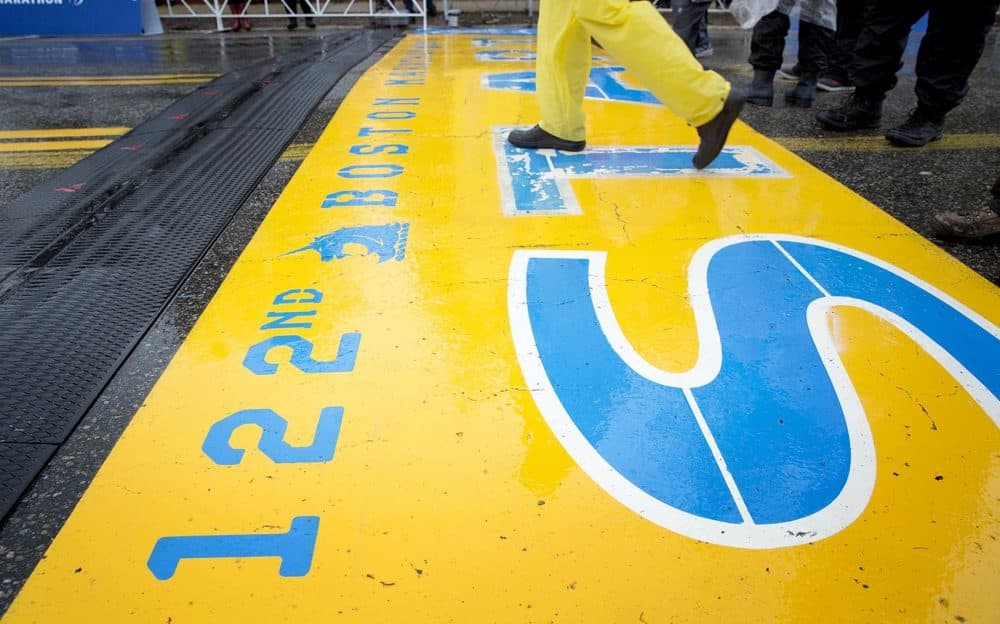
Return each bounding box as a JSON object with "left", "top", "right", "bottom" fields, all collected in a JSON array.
[{"left": 0, "top": 19, "right": 997, "bottom": 613}]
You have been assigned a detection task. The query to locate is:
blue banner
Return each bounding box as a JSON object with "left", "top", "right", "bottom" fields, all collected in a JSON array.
[{"left": 0, "top": 0, "right": 143, "bottom": 36}]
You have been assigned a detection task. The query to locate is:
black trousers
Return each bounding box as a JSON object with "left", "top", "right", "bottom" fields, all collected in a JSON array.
[
  {"left": 283, "top": 0, "right": 313, "bottom": 15},
  {"left": 825, "top": 0, "right": 864, "bottom": 80},
  {"left": 403, "top": 0, "right": 437, "bottom": 15},
  {"left": 852, "top": 0, "right": 1000, "bottom": 115},
  {"left": 749, "top": 10, "right": 834, "bottom": 76}
]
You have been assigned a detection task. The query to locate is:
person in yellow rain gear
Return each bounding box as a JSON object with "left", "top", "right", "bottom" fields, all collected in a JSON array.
[{"left": 508, "top": 0, "right": 744, "bottom": 169}]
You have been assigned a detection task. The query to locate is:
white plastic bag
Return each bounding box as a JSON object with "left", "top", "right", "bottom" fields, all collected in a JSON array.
[{"left": 728, "top": 0, "right": 780, "bottom": 28}]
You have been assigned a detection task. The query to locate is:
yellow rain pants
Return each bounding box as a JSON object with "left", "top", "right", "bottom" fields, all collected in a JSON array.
[{"left": 535, "top": 0, "right": 732, "bottom": 141}]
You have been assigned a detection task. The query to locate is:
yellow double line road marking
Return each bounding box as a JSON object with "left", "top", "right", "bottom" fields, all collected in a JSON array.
[
  {"left": 0, "top": 127, "right": 131, "bottom": 140},
  {"left": 777, "top": 133, "right": 1000, "bottom": 152},
  {"left": 0, "top": 74, "right": 219, "bottom": 87},
  {"left": 0, "top": 127, "right": 314, "bottom": 169},
  {"left": 0, "top": 128, "right": 127, "bottom": 161},
  {"left": 0, "top": 150, "right": 99, "bottom": 170},
  {"left": 1, "top": 140, "right": 115, "bottom": 152}
]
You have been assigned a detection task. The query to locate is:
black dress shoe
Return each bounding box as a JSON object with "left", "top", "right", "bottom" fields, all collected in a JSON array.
[
  {"left": 693, "top": 89, "right": 744, "bottom": 169},
  {"left": 885, "top": 108, "right": 944, "bottom": 147},
  {"left": 507, "top": 125, "right": 585, "bottom": 152}
]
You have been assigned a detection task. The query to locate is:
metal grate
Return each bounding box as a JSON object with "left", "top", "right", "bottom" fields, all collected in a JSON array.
[
  {"left": 0, "top": 444, "right": 55, "bottom": 520},
  {"left": 0, "top": 29, "right": 396, "bottom": 517}
]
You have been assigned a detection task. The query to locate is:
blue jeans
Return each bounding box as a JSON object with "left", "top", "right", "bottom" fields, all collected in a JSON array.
[{"left": 671, "top": 0, "right": 711, "bottom": 53}]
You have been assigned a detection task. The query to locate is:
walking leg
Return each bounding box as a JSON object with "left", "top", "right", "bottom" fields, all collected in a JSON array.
[{"left": 579, "top": 0, "right": 729, "bottom": 127}]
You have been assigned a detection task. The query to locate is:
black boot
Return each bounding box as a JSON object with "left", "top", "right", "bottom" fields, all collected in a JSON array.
[
  {"left": 816, "top": 91, "right": 883, "bottom": 130},
  {"left": 693, "top": 89, "right": 746, "bottom": 170},
  {"left": 508, "top": 125, "right": 585, "bottom": 152},
  {"left": 287, "top": 18, "right": 298, "bottom": 30},
  {"left": 785, "top": 74, "right": 817, "bottom": 108},
  {"left": 885, "top": 106, "right": 945, "bottom": 147},
  {"left": 747, "top": 70, "right": 775, "bottom": 107}
]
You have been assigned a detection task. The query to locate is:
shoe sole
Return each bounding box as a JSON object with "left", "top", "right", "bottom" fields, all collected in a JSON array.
[
  {"left": 508, "top": 138, "right": 586, "bottom": 152},
  {"left": 785, "top": 97, "right": 814, "bottom": 108},
  {"left": 885, "top": 130, "right": 943, "bottom": 148},
  {"left": 746, "top": 96, "right": 774, "bottom": 107},
  {"left": 817, "top": 83, "right": 855, "bottom": 93}
]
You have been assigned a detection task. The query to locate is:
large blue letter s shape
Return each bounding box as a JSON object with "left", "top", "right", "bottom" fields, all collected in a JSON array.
[{"left": 508, "top": 235, "right": 999, "bottom": 549}]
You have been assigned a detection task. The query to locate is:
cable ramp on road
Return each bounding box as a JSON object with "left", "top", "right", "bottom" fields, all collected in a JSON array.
[{"left": 0, "top": 29, "right": 396, "bottom": 523}]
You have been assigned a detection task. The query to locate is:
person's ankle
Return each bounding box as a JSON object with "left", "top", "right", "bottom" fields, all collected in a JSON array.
[{"left": 915, "top": 103, "right": 946, "bottom": 124}]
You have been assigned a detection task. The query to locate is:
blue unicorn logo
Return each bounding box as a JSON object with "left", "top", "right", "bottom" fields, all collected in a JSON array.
[{"left": 286, "top": 223, "right": 409, "bottom": 263}]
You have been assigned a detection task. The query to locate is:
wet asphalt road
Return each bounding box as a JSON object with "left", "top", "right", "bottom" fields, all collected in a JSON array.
[
  {"left": 0, "top": 19, "right": 997, "bottom": 613},
  {"left": 2, "top": 24, "right": 997, "bottom": 282}
]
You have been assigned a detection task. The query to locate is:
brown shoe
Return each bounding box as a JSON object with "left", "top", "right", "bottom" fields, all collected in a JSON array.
[
  {"left": 931, "top": 207, "right": 1000, "bottom": 241},
  {"left": 693, "top": 89, "right": 744, "bottom": 169}
]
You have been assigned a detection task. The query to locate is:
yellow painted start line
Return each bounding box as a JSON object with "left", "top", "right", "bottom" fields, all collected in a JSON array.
[
  {"left": 5, "top": 32, "right": 998, "bottom": 623},
  {"left": 0, "top": 73, "right": 219, "bottom": 87}
]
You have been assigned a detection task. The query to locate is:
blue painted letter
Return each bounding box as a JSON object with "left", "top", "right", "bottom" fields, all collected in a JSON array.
[{"left": 510, "top": 237, "right": 999, "bottom": 548}]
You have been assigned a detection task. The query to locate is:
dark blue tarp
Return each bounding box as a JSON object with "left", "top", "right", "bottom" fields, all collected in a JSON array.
[{"left": 0, "top": 0, "right": 142, "bottom": 36}]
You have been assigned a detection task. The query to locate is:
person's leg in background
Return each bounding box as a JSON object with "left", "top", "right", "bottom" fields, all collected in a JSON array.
[
  {"left": 785, "top": 0, "right": 835, "bottom": 108},
  {"left": 772, "top": 0, "right": 802, "bottom": 81},
  {"left": 404, "top": 0, "right": 438, "bottom": 17},
  {"left": 300, "top": 0, "right": 316, "bottom": 28},
  {"left": 816, "top": 0, "right": 927, "bottom": 130},
  {"left": 694, "top": 11, "right": 712, "bottom": 59},
  {"left": 671, "top": 0, "right": 712, "bottom": 56},
  {"left": 818, "top": 0, "right": 863, "bottom": 92},
  {"left": 229, "top": 1, "right": 246, "bottom": 31},
  {"left": 241, "top": 1, "right": 251, "bottom": 30},
  {"left": 509, "top": 0, "right": 740, "bottom": 169},
  {"left": 747, "top": 10, "right": 791, "bottom": 106},
  {"left": 885, "top": 0, "right": 1000, "bottom": 146},
  {"left": 932, "top": 177, "right": 1000, "bottom": 240},
  {"left": 285, "top": 0, "right": 299, "bottom": 29}
]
